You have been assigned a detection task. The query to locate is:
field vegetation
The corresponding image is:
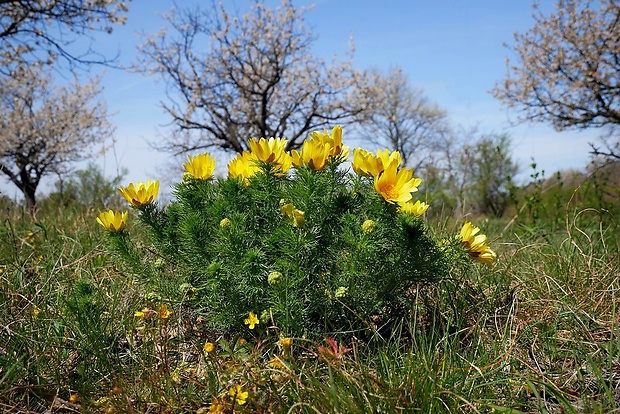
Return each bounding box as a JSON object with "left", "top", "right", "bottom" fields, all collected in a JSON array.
[{"left": 1, "top": 143, "right": 618, "bottom": 414}]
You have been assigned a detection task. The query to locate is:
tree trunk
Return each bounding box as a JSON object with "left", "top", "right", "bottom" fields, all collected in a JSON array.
[
  {"left": 24, "top": 185, "right": 37, "bottom": 214},
  {"left": 19, "top": 168, "right": 38, "bottom": 214}
]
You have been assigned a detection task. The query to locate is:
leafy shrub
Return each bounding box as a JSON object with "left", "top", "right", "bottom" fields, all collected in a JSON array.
[{"left": 101, "top": 129, "right": 492, "bottom": 341}]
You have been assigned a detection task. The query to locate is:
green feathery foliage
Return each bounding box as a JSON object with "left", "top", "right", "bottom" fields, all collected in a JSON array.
[{"left": 106, "top": 153, "right": 451, "bottom": 340}]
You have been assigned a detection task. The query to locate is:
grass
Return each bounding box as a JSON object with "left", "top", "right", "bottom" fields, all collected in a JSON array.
[{"left": 1, "top": 201, "right": 619, "bottom": 413}]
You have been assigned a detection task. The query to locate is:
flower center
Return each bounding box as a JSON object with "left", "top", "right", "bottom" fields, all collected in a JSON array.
[{"left": 380, "top": 183, "right": 399, "bottom": 200}]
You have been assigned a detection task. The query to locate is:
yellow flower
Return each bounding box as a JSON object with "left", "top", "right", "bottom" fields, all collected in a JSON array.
[
  {"left": 398, "top": 200, "right": 429, "bottom": 217},
  {"left": 244, "top": 311, "right": 259, "bottom": 329},
  {"left": 118, "top": 180, "right": 160, "bottom": 206},
  {"left": 459, "top": 222, "right": 497, "bottom": 264},
  {"left": 309, "top": 125, "right": 348, "bottom": 158},
  {"left": 159, "top": 303, "right": 172, "bottom": 319},
  {"left": 69, "top": 394, "right": 79, "bottom": 403},
  {"left": 249, "top": 136, "right": 287, "bottom": 163},
  {"left": 373, "top": 161, "right": 422, "bottom": 204},
  {"left": 280, "top": 337, "right": 293, "bottom": 349},
  {"left": 268, "top": 357, "right": 283, "bottom": 368},
  {"left": 248, "top": 137, "right": 292, "bottom": 174},
  {"left": 291, "top": 138, "right": 332, "bottom": 171},
  {"left": 208, "top": 402, "right": 226, "bottom": 414},
  {"left": 280, "top": 202, "right": 295, "bottom": 218},
  {"left": 184, "top": 152, "right": 216, "bottom": 180},
  {"left": 219, "top": 218, "right": 232, "bottom": 228},
  {"left": 292, "top": 209, "right": 305, "bottom": 228},
  {"left": 134, "top": 308, "right": 151, "bottom": 318},
  {"left": 280, "top": 203, "right": 305, "bottom": 228},
  {"left": 228, "top": 385, "right": 248, "bottom": 406},
  {"left": 32, "top": 306, "right": 41, "bottom": 317},
  {"left": 352, "top": 148, "right": 402, "bottom": 177},
  {"left": 361, "top": 219, "right": 376, "bottom": 234},
  {"left": 203, "top": 341, "right": 215, "bottom": 353},
  {"left": 228, "top": 151, "right": 260, "bottom": 184},
  {"left": 96, "top": 210, "right": 128, "bottom": 232}
]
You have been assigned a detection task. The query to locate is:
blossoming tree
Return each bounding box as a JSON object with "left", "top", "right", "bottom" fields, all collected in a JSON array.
[
  {"left": 0, "top": 0, "right": 129, "bottom": 70},
  {"left": 137, "top": 0, "right": 377, "bottom": 154},
  {"left": 493, "top": 0, "right": 620, "bottom": 160},
  {"left": 0, "top": 64, "right": 112, "bottom": 212}
]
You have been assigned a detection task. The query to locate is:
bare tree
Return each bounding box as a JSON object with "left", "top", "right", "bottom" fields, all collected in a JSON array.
[
  {"left": 358, "top": 67, "right": 449, "bottom": 170},
  {"left": 0, "top": 63, "right": 112, "bottom": 212},
  {"left": 492, "top": 0, "right": 620, "bottom": 160},
  {"left": 0, "top": 0, "right": 129, "bottom": 69},
  {"left": 137, "top": 0, "right": 376, "bottom": 155}
]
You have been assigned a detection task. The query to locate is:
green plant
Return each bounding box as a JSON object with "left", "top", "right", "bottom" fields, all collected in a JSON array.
[{"left": 101, "top": 131, "right": 473, "bottom": 341}]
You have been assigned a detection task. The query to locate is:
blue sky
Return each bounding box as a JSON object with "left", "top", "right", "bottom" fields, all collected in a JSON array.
[{"left": 2, "top": 1, "right": 600, "bottom": 199}]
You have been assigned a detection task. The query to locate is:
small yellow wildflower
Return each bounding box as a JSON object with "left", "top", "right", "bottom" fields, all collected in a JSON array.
[
  {"left": 159, "top": 303, "right": 172, "bottom": 319},
  {"left": 208, "top": 402, "right": 226, "bottom": 414},
  {"left": 96, "top": 210, "right": 128, "bottom": 232},
  {"left": 228, "top": 384, "right": 248, "bottom": 406},
  {"left": 352, "top": 148, "right": 402, "bottom": 177},
  {"left": 134, "top": 309, "right": 147, "bottom": 318},
  {"left": 280, "top": 202, "right": 295, "bottom": 218},
  {"left": 184, "top": 152, "right": 216, "bottom": 180},
  {"left": 398, "top": 200, "right": 430, "bottom": 217},
  {"left": 244, "top": 312, "right": 259, "bottom": 329},
  {"left": 32, "top": 306, "right": 41, "bottom": 317},
  {"left": 203, "top": 342, "right": 215, "bottom": 353},
  {"left": 280, "top": 337, "right": 293, "bottom": 349},
  {"left": 219, "top": 218, "right": 232, "bottom": 228},
  {"left": 268, "top": 357, "right": 283, "bottom": 368},
  {"left": 292, "top": 209, "right": 305, "bottom": 228},
  {"left": 361, "top": 219, "right": 376, "bottom": 234},
  {"left": 459, "top": 222, "right": 497, "bottom": 264},
  {"left": 249, "top": 136, "right": 287, "bottom": 163},
  {"left": 69, "top": 394, "right": 79, "bottom": 403},
  {"left": 118, "top": 180, "right": 160, "bottom": 206},
  {"left": 280, "top": 203, "right": 305, "bottom": 228}
]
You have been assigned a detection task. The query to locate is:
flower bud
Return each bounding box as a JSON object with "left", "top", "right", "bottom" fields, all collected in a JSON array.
[
  {"left": 268, "top": 271, "right": 283, "bottom": 285},
  {"left": 335, "top": 286, "right": 348, "bottom": 298},
  {"left": 362, "top": 219, "right": 376, "bottom": 235}
]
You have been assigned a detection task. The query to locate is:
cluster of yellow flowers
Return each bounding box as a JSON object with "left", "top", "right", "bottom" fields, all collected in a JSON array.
[
  {"left": 96, "top": 126, "right": 429, "bottom": 233},
  {"left": 97, "top": 126, "right": 497, "bottom": 271},
  {"left": 96, "top": 180, "right": 160, "bottom": 232},
  {"left": 134, "top": 303, "right": 173, "bottom": 320},
  {"left": 352, "top": 148, "right": 428, "bottom": 215}
]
